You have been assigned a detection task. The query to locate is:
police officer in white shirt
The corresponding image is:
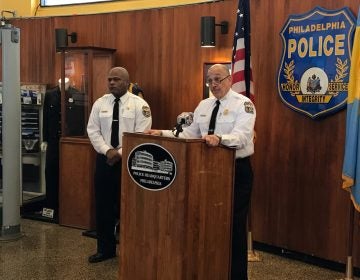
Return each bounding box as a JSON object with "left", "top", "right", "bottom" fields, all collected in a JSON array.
[
  {"left": 146, "top": 64, "right": 255, "bottom": 280},
  {"left": 87, "top": 67, "right": 152, "bottom": 263}
]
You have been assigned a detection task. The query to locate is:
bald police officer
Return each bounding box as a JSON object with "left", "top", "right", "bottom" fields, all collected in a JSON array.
[
  {"left": 146, "top": 64, "right": 255, "bottom": 280},
  {"left": 87, "top": 66, "right": 152, "bottom": 263}
]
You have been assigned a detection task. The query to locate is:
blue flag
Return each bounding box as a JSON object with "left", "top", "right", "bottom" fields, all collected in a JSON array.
[{"left": 342, "top": 7, "right": 360, "bottom": 211}]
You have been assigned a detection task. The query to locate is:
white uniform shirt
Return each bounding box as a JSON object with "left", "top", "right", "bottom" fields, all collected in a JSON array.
[
  {"left": 87, "top": 91, "right": 152, "bottom": 155},
  {"left": 163, "top": 89, "right": 256, "bottom": 158}
]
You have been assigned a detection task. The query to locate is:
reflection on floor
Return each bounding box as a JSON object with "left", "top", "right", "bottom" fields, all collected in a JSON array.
[
  {"left": 0, "top": 190, "right": 44, "bottom": 205},
  {"left": 0, "top": 218, "right": 354, "bottom": 280}
]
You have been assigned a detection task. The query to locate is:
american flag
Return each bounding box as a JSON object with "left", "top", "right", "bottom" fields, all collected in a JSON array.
[{"left": 231, "top": 0, "right": 254, "bottom": 102}]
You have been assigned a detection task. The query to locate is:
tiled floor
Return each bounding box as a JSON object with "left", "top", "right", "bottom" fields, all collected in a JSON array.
[{"left": 0, "top": 218, "right": 354, "bottom": 280}]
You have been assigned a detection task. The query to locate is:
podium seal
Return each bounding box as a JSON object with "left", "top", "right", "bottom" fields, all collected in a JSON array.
[{"left": 127, "top": 143, "right": 176, "bottom": 191}]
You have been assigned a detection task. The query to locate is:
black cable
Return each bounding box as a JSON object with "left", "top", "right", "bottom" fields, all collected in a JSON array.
[{"left": 34, "top": 3, "right": 41, "bottom": 16}]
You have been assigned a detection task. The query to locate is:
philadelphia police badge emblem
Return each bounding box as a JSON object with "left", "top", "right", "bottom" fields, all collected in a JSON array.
[{"left": 277, "top": 6, "right": 355, "bottom": 118}]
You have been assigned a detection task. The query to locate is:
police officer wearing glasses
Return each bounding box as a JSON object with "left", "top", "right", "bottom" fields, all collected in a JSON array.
[{"left": 146, "top": 64, "right": 256, "bottom": 280}]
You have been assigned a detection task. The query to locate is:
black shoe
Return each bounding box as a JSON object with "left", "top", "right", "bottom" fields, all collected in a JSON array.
[{"left": 88, "top": 252, "right": 116, "bottom": 263}]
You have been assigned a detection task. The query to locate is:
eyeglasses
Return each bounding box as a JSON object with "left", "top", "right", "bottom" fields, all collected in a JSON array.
[{"left": 205, "top": 75, "right": 230, "bottom": 87}]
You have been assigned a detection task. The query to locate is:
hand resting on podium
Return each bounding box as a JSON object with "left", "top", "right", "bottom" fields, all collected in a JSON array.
[{"left": 144, "top": 129, "right": 162, "bottom": 136}]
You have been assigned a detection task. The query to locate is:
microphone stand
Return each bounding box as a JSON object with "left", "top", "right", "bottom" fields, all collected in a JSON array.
[{"left": 174, "top": 119, "right": 185, "bottom": 137}]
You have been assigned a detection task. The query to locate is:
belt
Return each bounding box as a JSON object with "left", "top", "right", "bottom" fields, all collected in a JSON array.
[{"left": 235, "top": 156, "right": 250, "bottom": 162}]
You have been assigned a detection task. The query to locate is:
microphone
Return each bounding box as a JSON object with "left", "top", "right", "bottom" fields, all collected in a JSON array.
[
  {"left": 176, "top": 112, "right": 194, "bottom": 127},
  {"left": 173, "top": 112, "right": 194, "bottom": 137}
]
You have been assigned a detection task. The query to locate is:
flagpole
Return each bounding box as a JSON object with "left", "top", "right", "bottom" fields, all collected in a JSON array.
[
  {"left": 340, "top": 200, "right": 355, "bottom": 280},
  {"left": 340, "top": 5, "right": 360, "bottom": 280},
  {"left": 247, "top": 200, "right": 261, "bottom": 262}
]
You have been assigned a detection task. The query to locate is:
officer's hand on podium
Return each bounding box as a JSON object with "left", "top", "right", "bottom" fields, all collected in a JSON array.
[
  {"left": 144, "top": 129, "right": 162, "bottom": 136},
  {"left": 40, "top": 142, "right": 48, "bottom": 152}
]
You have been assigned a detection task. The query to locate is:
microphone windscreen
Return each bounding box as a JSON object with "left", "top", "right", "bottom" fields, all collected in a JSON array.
[{"left": 176, "top": 112, "right": 194, "bottom": 127}]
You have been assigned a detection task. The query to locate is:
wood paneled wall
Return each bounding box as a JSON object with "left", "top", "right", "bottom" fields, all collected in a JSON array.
[
  {"left": 11, "top": 1, "right": 235, "bottom": 128},
  {"left": 7, "top": 0, "right": 360, "bottom": 267},
  {"left": 251, "top": 0, "right": 360, "bottom": 265}
]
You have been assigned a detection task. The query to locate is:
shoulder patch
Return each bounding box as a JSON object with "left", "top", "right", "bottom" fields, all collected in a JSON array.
[
  {"left": 244, "top": 101, "right": 254, "bottom": 114},
  {"left": 142, "top": 105, "right": 151, "bottom": 118}
]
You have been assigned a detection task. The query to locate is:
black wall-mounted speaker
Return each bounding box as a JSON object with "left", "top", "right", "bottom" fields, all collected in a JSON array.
[
  {"left": 201, "top": 16, "right": 215, "bottom": 47},
  {"left": 55, "top": 28, "right": 68, "bottom": 49}
]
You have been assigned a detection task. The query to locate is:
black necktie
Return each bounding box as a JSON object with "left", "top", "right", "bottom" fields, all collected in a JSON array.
[
  {"left": 111, "top": 97, "right": 120, "bottom": 148},
  {"left": 208, "top": 100, "right": 220, "bottom": 135}
]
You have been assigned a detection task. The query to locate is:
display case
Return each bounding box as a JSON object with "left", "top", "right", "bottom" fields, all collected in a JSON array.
[
  {"left": 56, "top": 46, "right": 116, "bottom": 229},
  {"left": 21, "top": 84, "right": 43, "bottom": 198},
  {"left": 56, "top": 46, "right": 116, "bottom": 138},
  {"left": 0, "top": 83, "right": 46, "bottom": 205}
]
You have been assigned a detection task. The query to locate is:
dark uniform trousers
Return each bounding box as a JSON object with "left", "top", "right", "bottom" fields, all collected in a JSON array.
[
  {"left": 43, "top": 87, "right": 61, "bottom": 214},
  {"left": 231, "top": 156, "right": 253, "bottom": 280},
  {"left": 94, "top": 154, "right": 122, "bottom": 255},
  {"left": 45, "top": 140, "right": 59, "bottom": 213}
]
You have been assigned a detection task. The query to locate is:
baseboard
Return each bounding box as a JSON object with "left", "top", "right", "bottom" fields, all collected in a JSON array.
[{"left": 253, "top": 241, "right": 360, "bottom": 276}]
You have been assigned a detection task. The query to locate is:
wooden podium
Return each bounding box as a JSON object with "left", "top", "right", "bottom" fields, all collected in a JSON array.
[{"left": 119, "top": 133, "right": 236, "bottom": 280}]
